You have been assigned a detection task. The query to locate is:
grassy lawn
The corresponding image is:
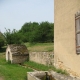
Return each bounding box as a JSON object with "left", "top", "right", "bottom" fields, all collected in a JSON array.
[
  {"left": 0, "top": 51, "right": 68, "bottom": 80},
  {"left": 25, "top": 42, "right": 54, "bottom": 52},
  {"left": 24, "top": 61, "right": 50, "bottom": 71},
  {"left": 24, "top": 61, "right": 68, "bottom": 75},
  {"left": 0, "top": 43, "right": 68, "bottom": 80},
  {"left": 0, "top": 43, "right": 53, "bottom": 80},
  {"left": 0, "top": 53, "right": 33, "bottom": 80}
]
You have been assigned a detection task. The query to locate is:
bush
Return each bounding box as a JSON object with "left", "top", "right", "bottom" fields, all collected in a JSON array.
[
  {"left": 4, "top": 29, "right": 23, "bottom": 44},
  {"left": 0, "top": 38, "right": 5, "bottom": 48}
]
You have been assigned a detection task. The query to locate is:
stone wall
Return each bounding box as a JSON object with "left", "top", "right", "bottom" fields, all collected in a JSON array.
[
  {"left": 6, "top": 44, "right": 29, "bottom": 64},
  {"left": 29, "top": 52, "right": 54, "bottom": 66},
  {"left": 27, "top": 71, "right": 80, "bottom": 80},
  {"left": 12, "top": 55, "right": 29, "bottom": 64}
]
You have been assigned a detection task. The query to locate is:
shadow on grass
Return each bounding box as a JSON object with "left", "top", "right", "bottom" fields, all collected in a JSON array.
[{"left": 0, "top": 47, "right": 6, "bottom": 53}]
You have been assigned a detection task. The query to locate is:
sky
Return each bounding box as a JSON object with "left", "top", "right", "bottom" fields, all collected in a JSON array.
[{"left": 0, "top": 0, "right": 54, "bottom": 33}]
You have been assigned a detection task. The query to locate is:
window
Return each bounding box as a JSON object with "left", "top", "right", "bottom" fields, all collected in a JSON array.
[{"left": 75, "top": 12, "right": 80, "bottom": 54}]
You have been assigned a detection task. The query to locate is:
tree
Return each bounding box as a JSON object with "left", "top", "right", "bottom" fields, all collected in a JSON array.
[
  {"left": 4, "top": 29, "right": 22, "bottom": 44},
  {"left": 19, "top": 22, "right": 32, "bottom": 42},
  {"left": 0, "top": 38, "right": 5, "bottom": 48},
  {"left": 19, "top": 21, "right": 54, "bottom": 43},
  {"left": 37, "top": 21, "right": 54, "bottom": 42},
  {"left": 0, "top": 32, "right": 5, "bottom": 48},
  {"left": 4, "top": 21, "right": 54, "bottom": 44}
]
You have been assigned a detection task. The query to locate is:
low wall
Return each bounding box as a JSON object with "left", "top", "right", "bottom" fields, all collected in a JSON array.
[
  {"left": 27, "top": 71, "right": 47, "bottom": 80},
  {"left": 27, "top": 71, "right": 79, "bottom": 80},
  {"left": 29, "top": 52, "right": 54, "bottom": 66},
  {"left": 27, "top": 72, "right": 41, "bottom": 80}
]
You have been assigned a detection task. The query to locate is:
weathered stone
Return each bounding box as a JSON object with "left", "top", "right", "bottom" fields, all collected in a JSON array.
[
  {"left": 27, "top": 71, "right": 80, "bottom": 80},
  {"left": 6, "top": 44, "right": 29, "bottom": 64},
  {"left": 29, "top": 52, "right": 54, "bottom": 66}
]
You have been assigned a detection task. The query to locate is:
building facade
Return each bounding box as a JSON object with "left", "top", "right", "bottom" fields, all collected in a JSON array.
[{"left": 54, "top": 0, "right": 80, "bottom": 77}]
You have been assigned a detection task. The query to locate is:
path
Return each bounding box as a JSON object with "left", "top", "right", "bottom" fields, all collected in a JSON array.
[{"left": 0, "top": 77, "right": 4, "bottom": 80}]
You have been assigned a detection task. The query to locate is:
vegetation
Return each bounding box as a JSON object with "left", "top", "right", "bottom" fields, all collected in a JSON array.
[
  {"left": 0, "top": 43, "right": 67, "bottom": 80},
  {"left": 0, "top": 53, "right": 33, "bottom": 80},
  {"left": 19, "top": 21, "right": 54, "bottom": 43},
  {"left": 0, "top": 42, "right": 54, "bottom": 80},
  {"left": 0, "top": 53, "right": 68, "bottom": 80},
  {"left": 25, "top": 42, "right": 54, "bottom": 52},
  {"left": 24, "top": 61, "right": 68, "bottom": 75},
  {"left": 0, "top": 46, "right": 6, "bottom": 53},
  {"left": 0, "top": 38, "right": 5, "bottom": 48},
  {"left": 24, "top": 61, "right": 50, "bottom": 71},
  {"left": 0, "top": 21, "right": 54, "bottom": 79},
  {"left": 4, "top": 21, "right": 54, "bottom": 44},
  {"left": 0, "top": 32, "right": 5, "bottom": 48},
  {"left": 4, "top": 29, "right": 22, "bottom": 44}
]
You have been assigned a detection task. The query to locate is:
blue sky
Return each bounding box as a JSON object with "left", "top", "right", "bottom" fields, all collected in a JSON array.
[{"left": 0, "top": 0, "right": 54, "bottom": 33}]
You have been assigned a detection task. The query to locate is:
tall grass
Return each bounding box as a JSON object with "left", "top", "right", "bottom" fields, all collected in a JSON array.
[
  {"left": 24, "top": 61, "right": 68, "bottom": 75},
  {"left": 25, "top": 42, "right": 54, "bottom": 52},
  {"left": 24, "top": 61, "right": 50, "bottom": 71},
  {"left": 0, "top": 53, "right": 33, "bottom": 80}
]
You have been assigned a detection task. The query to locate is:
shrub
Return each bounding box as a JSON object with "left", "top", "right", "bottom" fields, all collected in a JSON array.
[{"left": 0, "top": 38, "right": 5, "bottom": 48}]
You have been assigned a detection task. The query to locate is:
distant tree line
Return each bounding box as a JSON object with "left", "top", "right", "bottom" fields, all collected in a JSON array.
[
  {"left": 19, "top": 21, "right": 54, "bottom": 43},
  {"left": 0, "top": 32, "right": 5, "bottom": 48},
  {"left": 4, "top": 29, "right": 22, "bottom": 44},
  {"left": 0, "top": 21, "right": 54, "bottom": 47}
]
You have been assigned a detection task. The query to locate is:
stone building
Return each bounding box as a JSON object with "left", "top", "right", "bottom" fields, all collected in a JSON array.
[
  {"left": 54, "top": 0, "right": 80, "bottom": 78},
  {"left": 6, "top": 44, "right": 29, "bottom": 64}
]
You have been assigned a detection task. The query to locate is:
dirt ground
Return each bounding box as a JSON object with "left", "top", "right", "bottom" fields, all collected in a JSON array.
[{"left": 0, "top": 77, "right": 4, "bottom": 80}]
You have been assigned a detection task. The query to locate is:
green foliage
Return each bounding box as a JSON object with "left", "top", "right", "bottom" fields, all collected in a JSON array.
[
  {"left": 4, "top": 29, "right": 22, "bottom": 44},
  {"left": 4, "top": 21, "right": 54, "bottom": 44},
  {"left": 0, "top": 46, "right": 6, "bottom": 53},
  {"left": 25, "top": 42, "right": 54, "bottom": 52},
  {"left": 0, "top": 53, "right": 33, "bottom": 80},
  {"left": 0, "top": 32, "right": 5, "bottom": 48},
  {"left": 19, "top": 21, "right": 54, "bottom": 43},
  {"left": 38, "top": 22, "right": 54, "bottom": 42},
  {"left": 46, "top": 47, "right": 53, "bottom": 52},
  {"left": 24, "top": 61, "right": 69, "bottom": 75},
  {"left": 24, "top": 61, "right": 50, "bottom": 71},
  {"left": 55, "top": 69, "right": 68, "bottom": 74},
  {"left": 0, "top": 38, "right": 4, "bottom": 48}
]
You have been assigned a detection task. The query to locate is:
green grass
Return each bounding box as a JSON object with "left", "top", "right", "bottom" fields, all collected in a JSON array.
[
  {"left": 25, "top": 42, "right": 54, "bottom": 52},
  {"left": 24, "top": 61, "right": 69, "bottom": 75},
  {"left": 24, "top": 61, "right": 50, "bottom": 71},
  {"left": 0, "top": 53, "right": 33, "bottom": 80},
  {"left": 0, "top": 43, "right": 68, "bottom": 80}
]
